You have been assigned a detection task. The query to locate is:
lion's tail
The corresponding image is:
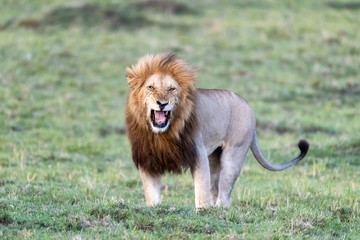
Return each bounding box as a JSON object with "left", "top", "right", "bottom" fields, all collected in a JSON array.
[{"left": 250, "top": 132, "right": 309, "bottom": 171}]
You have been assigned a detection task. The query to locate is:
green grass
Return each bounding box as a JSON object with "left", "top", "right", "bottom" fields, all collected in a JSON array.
[{"left": 0, "top": 0, "right": 359, "bottom": 239}]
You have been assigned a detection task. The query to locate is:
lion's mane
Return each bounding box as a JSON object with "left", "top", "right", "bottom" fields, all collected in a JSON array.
[{"left": 126, "top": 53, "right": 198, "bottom": 175}]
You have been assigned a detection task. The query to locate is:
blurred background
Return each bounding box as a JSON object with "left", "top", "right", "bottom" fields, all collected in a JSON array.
[
  {"left": 1, "top": 0, "right": 359, "bottom": 161},
  {"left": 0, "top": 0, "right": 359, "bottom": 237}
]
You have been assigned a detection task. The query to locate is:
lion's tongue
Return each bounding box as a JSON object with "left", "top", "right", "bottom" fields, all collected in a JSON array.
[{"left": 155, "top": 111, "right": 166, "bottom": 123}]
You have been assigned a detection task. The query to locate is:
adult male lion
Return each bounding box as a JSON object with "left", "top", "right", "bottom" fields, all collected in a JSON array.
[{"left": 126, "top": 53, "right": 309, "bottom": 208}]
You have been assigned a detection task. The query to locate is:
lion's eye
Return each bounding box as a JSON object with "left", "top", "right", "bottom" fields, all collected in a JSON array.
[
  {"left": 168, "top": 87, "right": 176, "bottom": 92},
  {"left": 147, "top": 86, "right": 155, "bottom": 90}
]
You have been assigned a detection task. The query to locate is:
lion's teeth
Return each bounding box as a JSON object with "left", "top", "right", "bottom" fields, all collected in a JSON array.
[{"left": 165, "top": 111, "right": 168, "bottom": 116}]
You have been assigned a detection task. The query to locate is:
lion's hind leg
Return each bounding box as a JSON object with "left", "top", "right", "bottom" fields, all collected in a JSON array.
[
  {"left": 215, "top": 144, "right": 250, "bottom": 207},
  {"left": 209, "top": 147, "right": 222, "bottom": 205}
]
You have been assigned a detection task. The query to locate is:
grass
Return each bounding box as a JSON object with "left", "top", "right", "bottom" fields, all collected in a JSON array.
[{"left": 0, "top": 0, "right": 359, "bottom": 239}]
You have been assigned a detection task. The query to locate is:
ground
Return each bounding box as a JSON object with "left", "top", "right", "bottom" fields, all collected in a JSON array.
[{"left": 0, "top": 0, "right": 359, "bottom": 239}]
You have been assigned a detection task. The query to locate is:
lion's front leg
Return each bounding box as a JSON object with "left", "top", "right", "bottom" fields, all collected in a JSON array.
[
  {"left": 191, "top": 146, "right": 211, "bottom": 209},
  {"left": 139, "top": 167, "right": 162, "bottom": 206}
]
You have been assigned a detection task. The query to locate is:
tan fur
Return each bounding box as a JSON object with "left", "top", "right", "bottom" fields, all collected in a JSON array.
[{"left": 125, "top": 53, "right": 309, "bottom": 208}]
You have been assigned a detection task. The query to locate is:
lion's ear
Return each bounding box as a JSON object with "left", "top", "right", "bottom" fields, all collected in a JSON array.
[{"left": 126, "top": 66, "right": 137, "bottom": 87}]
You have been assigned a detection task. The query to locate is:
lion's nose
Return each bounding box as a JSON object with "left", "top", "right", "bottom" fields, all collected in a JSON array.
[{"left": 156, "top": 101, "right": 168, "bottom": 110}]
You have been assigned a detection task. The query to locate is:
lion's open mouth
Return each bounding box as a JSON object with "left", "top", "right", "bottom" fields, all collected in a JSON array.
[{"left": 151, "top": 110, "right": 171, "bottom": 128}]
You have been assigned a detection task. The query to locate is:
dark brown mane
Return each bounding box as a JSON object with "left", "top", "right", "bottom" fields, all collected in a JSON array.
[
  {"left": 126, "top": 99, "right": 198, "bottom": 175},
  {"left": 125, "top": 53, "right": 198, "bottom": 175}
]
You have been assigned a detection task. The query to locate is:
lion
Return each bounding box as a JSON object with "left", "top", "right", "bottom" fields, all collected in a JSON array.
[{"left": 125, "top": 53, "right": 309, "bottom": 208}]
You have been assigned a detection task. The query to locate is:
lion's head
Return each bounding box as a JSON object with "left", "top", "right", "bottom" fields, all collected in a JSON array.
[{"left": 126, "top": 53, "right": 196, "bottom": 136}]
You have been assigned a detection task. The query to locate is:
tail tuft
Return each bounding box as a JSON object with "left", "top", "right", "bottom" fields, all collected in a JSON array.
[{"left": 298, "top": 139, "right": 309, "bottom": 157}]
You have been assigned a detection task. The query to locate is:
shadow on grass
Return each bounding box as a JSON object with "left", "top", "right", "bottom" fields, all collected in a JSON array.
[
  {"left": 327, "top": 2, "right": 360, "bottom": 10},
  {"left": 132, "top": 0, "right": 196, "bottom": 14},
  {"left": 18, "top": 3, "right": 149, "bottom": 30},
  {"left": 256, "top": 121, "right": 338, "bottom": 136},
  {"left": 14, "top": 1, "right": 197, "bottom": 31}
]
